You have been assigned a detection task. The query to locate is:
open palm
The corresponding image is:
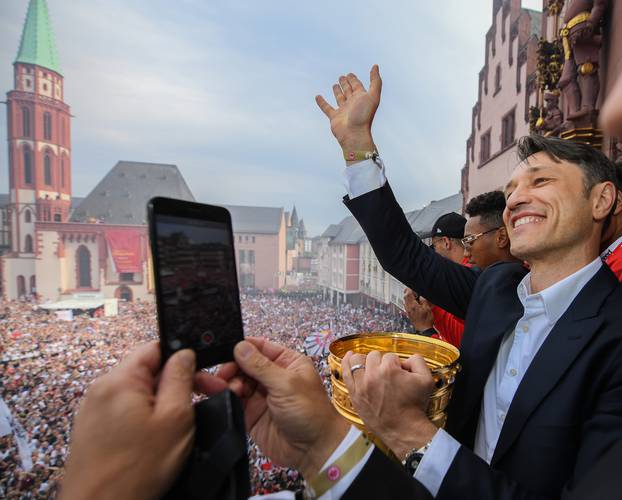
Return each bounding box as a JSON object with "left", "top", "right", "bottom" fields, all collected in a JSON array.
[{"left": 316, "top": 65, "right": 382, "bottom": 151}]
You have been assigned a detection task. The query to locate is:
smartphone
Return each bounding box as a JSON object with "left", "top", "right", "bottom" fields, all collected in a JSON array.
[{"left": 148, "top": 197, "right": 244, "bottom": 368}]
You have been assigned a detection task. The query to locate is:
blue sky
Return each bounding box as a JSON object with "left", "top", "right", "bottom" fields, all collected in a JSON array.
[{"left": 0, "top": 0, "right": 542, "bottom": 236}]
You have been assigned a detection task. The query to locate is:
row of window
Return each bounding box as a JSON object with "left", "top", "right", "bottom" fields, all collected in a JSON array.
[
  {"left": 238, "top": 235, "right": 256, "bottom": 244},
  {"left": 20, "top": 107, "right": 65, "bottom": 142},
  {"left": 21, "top": 207, "right": 62, "bottom": 224},
  {"left": 479, "top": 108, "right": 516, "bottom": 164},
  {"left": 22, "top": 147, "right": 67, "bottom": 187}
]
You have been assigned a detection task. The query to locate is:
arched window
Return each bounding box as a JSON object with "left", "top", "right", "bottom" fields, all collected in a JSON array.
[
  {"left": 17, "top": 275, "right": 26, "bottom": 297},
  {"left": 22, "top": 107, "right": 31, "bottom": 137},
  {"left": 43, "top": 112, "right": 52, "bottom": 140},
  {"left": 77, "top": 245, "right": 92, "bottom": 288},
  {"left": 24, "top": 234, "right": 33, "bottom": 253},
  {"left": 44, "top": 154, "right": 52, "bottom": 185},
  {"left": 24, "top": 209, "right": 31, "bottom": 223},
  {"left": 60, "top": 158, "right": 65, "bottom": 188},
  {"left": 115, "top": 285, "right": 133, "bottom": 302},
  {"left": 23, "top": 147, "right": 32, "bottom": 184}
]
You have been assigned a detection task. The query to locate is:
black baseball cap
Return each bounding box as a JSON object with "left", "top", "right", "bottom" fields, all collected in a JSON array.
[{"left": 430, "top": 212, "right": 466, "bottom": 239}]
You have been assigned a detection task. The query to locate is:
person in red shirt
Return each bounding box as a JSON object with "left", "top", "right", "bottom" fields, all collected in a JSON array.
[
  {"left": 405, "top": 191, "right": 520, "bottom": 347},
  {"left": 600, "top": 162, "right": 622, "bottom": 280},
  {"left": 404, "top": 212, "right": 467, "bottom": 344}
]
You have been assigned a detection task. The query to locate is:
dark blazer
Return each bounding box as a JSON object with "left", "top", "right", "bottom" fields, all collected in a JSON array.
[{"left": 341, "top": 184, "right": 622, "bottom": 500}]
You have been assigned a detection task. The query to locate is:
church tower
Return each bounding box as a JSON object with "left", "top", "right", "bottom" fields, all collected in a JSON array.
[
  {"left": 6, "top": 0, "right": 71, "bottom": 257},
  {"left": 3, "top": 0, "right": 71, "bottom": 297}
]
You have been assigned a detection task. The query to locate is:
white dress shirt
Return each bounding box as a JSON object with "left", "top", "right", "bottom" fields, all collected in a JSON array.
[{"left": 315, "top": 159, "right": 603, "bottom": 498}]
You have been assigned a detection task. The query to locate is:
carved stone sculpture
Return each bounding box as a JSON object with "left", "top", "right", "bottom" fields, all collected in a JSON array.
[
  {"left": 537, "top": 92, "right": 564, "bottom": 136},
  {"left": 558, "top": 0, "right": 609, "bottom": 128}
]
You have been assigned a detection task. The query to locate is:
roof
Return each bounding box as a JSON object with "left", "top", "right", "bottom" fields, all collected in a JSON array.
[
  {"left": 14, "top": 0, "right": 62, "bottom": 75},
  {"left": 326, "top": 216, "right": 365, "bottom": 245},
  {"left": 410, "top": 193, "right": 463, "bottom": 238},
  {"left": 70, "top": 161, "right": 195, "bottom": 225},
  {"left": 523, "top": 8, "right": 542, "bottom": 38},
  {"left": 223, "top": 205, "right": 284, "bottom": 234},
  {"left": 321, "top": 224, "right": 341, "bottom": 238}
]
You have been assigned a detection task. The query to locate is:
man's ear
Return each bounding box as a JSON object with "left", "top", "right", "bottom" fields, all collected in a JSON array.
[
  {"left": 614, "top": 190, "right": 622, "bottom": 216},
  {"left": 443, "top": 236, "right": 451, "bottom": 250},
  {"left": 593, "top": 181, "right": 617, "bottom": 222},
  {"left": 496, "top": 226, "right": 510, "bottom": 249}
]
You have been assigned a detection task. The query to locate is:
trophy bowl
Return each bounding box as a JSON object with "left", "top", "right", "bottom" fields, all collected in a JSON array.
[{"left": 328, "top": 332, "right": 460, "bottom": 431}]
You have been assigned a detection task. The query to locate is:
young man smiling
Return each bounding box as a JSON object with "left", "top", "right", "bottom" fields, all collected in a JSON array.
[{"left": 315, "top": 67, "right": 622, "bottom": 499}]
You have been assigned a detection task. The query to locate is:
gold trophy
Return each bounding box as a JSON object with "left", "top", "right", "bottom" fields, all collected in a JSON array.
[{"left": 328, "top": 332, "right": 460, "bottom": 453}]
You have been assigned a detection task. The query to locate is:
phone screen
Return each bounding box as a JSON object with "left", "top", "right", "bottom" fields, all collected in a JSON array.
[{"left": 154, "top": 213, "right": 243, "bottom": 360}]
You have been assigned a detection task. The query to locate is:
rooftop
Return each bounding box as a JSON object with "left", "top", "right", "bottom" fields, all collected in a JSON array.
[
  {"left": 223, "top": 205, "right": 284, "bottom": 234},
  {"left": 14, "top": 0, "right": 62, "bottom": 75},
  {"left": 70, "top": 161, "right": 195, "bottom": 225}
]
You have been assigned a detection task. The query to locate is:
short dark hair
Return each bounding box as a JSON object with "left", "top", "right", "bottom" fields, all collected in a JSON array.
[
  {"left": 465, "top": 191, "right": 505, "bottom": 229},
  {"left": 517, "top": 135, "right": 618, "bottom": 194}
]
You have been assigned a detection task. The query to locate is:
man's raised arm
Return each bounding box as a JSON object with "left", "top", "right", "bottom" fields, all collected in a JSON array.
[{"left": 315, "top": 67, "right": 479, "bottom": 318}]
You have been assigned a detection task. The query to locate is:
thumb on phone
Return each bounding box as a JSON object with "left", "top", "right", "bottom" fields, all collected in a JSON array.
[
  {"left": 155, "top": 349, "right": 196, "bottom": 419},
  {"left": 234, "top": 340, "right": 285, "bottom": 390}
]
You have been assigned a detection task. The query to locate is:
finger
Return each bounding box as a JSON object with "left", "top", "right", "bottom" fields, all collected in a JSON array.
[
  {"left": 339, "top": 75, "right": 353, "bottom": 97},
  {"left": 366, "top": 350, "right": 382, "bottom": 376},
  {"left": 155, "top": 349, "right": 196, "bottom": 417},
  {"left": 402, "top": 354, "right": 430, "bottom": 375},
  {"left": 381, "top": 352, "right": 402, "bottom": 370},
  {"left": 341, "top": 351, "right": 356, "bottom": 394},
  {"left": 233, "top": 340, "right": 286, "bottom": 391},
  {"left": 193, "top": 371, "right": 229, "bottom": 396},
  {"left": 348, "top": 353, "right": 367, "bottom": 386},
  {"left": 332, "top": 84, "right": 346, "bottom": 107},
  {"left": 346, "top": 72, "right": 366, "bottom": 93},
  {"left": 115, "top": 341, "right": 161, "bottom": 377},
  {"left": 369, "top": 64, "right": 382, "bottom": 103},
  {"left": 315, "top": 95, "right": 336, "bottom": 118},
  {"left": 215, "top": 361, "right": 240, "bottom": 382},
  {"left": 224, "top": 371, "right": 258, "bottom": 399}
]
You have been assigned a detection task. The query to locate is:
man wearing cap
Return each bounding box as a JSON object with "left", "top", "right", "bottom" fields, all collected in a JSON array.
[{"left": 427, "top": 213, "right": 467, "bottom": 264}]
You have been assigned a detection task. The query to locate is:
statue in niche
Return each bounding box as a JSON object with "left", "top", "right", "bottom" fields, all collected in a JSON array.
[
  {"left": 558, "top": 0, "right": 608, "bottom": 128},
  {"left": 537, "top": 92, "right": 564, "bottom": 136}
]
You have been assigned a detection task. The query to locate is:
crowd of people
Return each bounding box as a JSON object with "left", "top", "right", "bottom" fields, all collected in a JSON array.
[{"left": 0, "top": 293, "right": 410, "bottom": 498}]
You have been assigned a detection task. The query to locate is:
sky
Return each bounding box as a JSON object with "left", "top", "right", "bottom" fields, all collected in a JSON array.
[{"left": 0, "top": 0, "right": 543, "bottom": 236}]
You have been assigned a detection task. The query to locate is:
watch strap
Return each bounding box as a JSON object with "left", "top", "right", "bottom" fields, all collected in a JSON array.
[{"left": 306, "top": 433, "right": 372, "bottom": 498}]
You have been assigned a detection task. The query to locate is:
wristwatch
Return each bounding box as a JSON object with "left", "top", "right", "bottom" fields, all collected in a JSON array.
[{"left": 402, "top": 440, "right": 432, "bottom": 476}]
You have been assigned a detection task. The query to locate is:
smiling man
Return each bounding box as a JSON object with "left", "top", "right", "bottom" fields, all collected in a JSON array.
[{"left": 315, "top": 67, "right": 622, "bottom": 499}]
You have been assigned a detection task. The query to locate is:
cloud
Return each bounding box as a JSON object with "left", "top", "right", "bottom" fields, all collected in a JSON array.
[{"left": 0, "top": 0, "right": 529, "bottom": 236}]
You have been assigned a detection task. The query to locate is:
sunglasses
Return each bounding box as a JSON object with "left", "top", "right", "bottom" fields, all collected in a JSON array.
[{"left": 461, "top": 227, "right": 500, "bottom": 249}]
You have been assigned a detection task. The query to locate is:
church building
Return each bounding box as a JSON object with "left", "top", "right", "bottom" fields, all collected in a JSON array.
[{"left": 1, "top": 0, "right": 308, "bottom": 301}]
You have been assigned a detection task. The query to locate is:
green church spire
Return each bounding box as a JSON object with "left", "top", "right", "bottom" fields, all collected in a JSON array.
[{"left": 14, "top": 0, "right": 62, "bottom": 75}]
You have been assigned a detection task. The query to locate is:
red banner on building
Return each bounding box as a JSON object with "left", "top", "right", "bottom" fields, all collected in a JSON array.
[{"left": 105, "top": 230, "right": 142, "bottom": 273}]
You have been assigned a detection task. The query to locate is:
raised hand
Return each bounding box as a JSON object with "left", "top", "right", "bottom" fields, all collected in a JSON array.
[
  {"left": 403, "top": 289, "right": 435, "bottom": 332},
  {"left": 315, "top": 65, "right": 382, "bottom": 155}
]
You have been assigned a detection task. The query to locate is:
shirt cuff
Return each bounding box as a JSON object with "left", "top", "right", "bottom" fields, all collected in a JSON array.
[
  {"left": 342, "top": 157, "right": 387, "bottom": 199},
  {"left": 413, "top": 429, "right": 461, "bottom": 497},
  {"left": 317, "top": 426, "right": 375, "bottom": 500}
]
